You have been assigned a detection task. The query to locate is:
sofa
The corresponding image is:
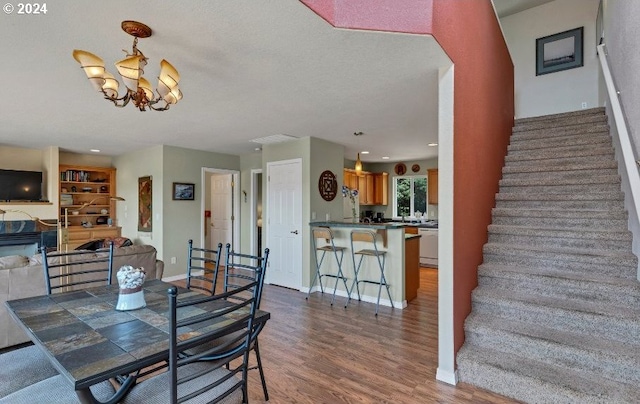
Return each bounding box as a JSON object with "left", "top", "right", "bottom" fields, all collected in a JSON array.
[{"left": 0, "top": 244, "right": 164, "bottom": 350}]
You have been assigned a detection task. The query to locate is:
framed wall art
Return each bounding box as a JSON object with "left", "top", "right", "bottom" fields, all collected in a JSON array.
[
  {"left": 536, "top": 27, "right": 584, "bottom": 76},
  {"left": 138, "top": 176, "right": 152, "bottom": 232},
  {"left": 173, "top": 182, "right": 195, "bottom": 201}
]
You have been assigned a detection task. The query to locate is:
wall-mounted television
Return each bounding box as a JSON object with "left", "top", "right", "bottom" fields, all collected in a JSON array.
[{"left": 0, "top": 169, "right": 43, "bottom": 201}]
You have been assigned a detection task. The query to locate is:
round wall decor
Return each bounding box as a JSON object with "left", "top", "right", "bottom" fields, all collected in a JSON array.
[
  {"left": 318, "top": 170, "right": 338, "bottom": 201},
  {"left": 394, "top": 163, "right": 407, "bottom": 175},
  {"left": 411, "top": 164, "right": 420, "bottom": 173}
]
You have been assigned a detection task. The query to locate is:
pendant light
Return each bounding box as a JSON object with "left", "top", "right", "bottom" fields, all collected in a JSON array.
[{"left": 354, "top": 132, "right": 364, "bottom": 176}]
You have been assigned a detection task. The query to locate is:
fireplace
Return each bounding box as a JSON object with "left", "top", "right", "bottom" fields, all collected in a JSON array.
[{"left": 0, "top": 220, "right": 57, "bottom": 258}]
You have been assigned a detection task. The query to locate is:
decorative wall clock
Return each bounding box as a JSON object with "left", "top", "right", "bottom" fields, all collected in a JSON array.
[{"left": 318, "top": 170, "right": 338, "bottom": 201}]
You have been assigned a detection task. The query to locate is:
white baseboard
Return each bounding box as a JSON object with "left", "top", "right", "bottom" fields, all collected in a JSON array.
[
  {"left": 436, "top": 367, "right": 459, "bottom": 385},
  {"left": 161, "top": 273, "right": 188, "bottom": 282},
  {"left": 305, "top": 287, "right": 406, "bottom": 309}
]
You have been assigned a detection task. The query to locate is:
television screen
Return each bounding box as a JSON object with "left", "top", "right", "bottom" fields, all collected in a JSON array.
[{"left": 0, "top": 169, "right": 43, "bottom": 201}]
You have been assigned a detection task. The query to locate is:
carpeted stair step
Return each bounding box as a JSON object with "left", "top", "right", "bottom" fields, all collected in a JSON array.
[
  {"left": 482, "top": 243, "right": 637, "bottom": 279},
  {"left": 457, "top": 344, "right": 638, "bottom": 404},
  {"left": 513, "top": 113, "right": 607, "bottom": 133},
  {"left": 494, "top": 191, "right": 625, "bottom": 210},
  {"left": 505, "top": 146, "right": 614, "bottom": 163},
  {"left": 510, "top": 123, "right": 609, "bottom": 142},
  {"left": 491, "top": 208, "right": 627, "bottom": 228},
  {"left": 502, "top": 159, "right": 618, "bottom": 176},
  {"left": 514, "top": 107, "right": 605, "bottom": 125},
  {"left": 478, "top": 263, "right": 640, "bottom": 306},
  {"left": 470, "top": 286, "right": 640, "bottom": 343},
  {"left": 501, "top": 166, "right": 618, "bottom": 181},
  {"left": 488, "top": 224, "right": 632, "bottom": 252},
  {"left": 507, "top": 143, "right": 613, "bottom": 159},
  {"left": 463, "top": 312, "right": 640, "bottom": 385},
  {"left": 499, "top": 180, "right": 620, "bottom": 195},
  {"left": 507, "top": 131, "right": 612, "bottom": 152},
  {"left": 505, "top": 153, "right": 616, "bottom": 170}
]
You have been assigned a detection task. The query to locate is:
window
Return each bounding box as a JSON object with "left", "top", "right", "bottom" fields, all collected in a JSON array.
[{"left": 393, "top": 175, "right": 427, "bottom": 218}]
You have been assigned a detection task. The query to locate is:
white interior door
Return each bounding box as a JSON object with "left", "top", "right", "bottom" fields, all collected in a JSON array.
[
  {"left": 210, "top": 174, "right": 233, "bottom": 250},
  {"left": 266, "top": 159, "right": 302, "bottom": 289}
]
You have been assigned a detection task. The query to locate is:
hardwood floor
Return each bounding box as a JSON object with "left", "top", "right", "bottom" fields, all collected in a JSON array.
[{"left": 178, "top": 268, "right": 519, "bottom": 403}]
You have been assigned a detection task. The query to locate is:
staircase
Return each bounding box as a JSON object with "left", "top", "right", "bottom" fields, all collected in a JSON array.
[{"left": 456, "top": 108, "right": 640, "bottom": 403}]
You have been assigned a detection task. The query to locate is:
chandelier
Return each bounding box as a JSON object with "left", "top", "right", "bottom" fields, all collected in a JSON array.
[{"left": 72, "top": 20, "right": 182, "bottom": 112}]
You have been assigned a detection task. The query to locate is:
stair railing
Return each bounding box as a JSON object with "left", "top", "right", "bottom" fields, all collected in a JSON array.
[{"left": 597, "top": 43, "right": 640, "bottom": 277}]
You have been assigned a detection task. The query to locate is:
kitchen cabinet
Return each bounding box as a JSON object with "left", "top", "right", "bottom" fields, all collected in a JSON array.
[
  {"left": 427, "top": 169, "right": 438, "bottom": 205},
  {"left": 344, "top": 169, "right": 388, "bottom": 206},
  {"left": 372, "top": 172, "right": 388, "bottom": 205},
  {"left": 343, "top": 169, "right": 359, "bottom": 190},
  {"left": 405, "top": 234, "right": 420, "bottom": 301}
]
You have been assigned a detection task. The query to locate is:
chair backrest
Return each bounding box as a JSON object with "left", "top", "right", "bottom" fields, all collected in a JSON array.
[
  {"left": 41, "top": 243, "right": 114, "bottom": 294},
  {"left": 350, "top": 230, "right": 383, "bottom": 252},
  {"left": 223, "top": 244, "right": 270, "bottom": 309},
  {"left": 312, "top": 226, "right": 339, "bottom": 252},
  {"left": 167, "top": 250, "right": 267, "bottom": 403},
  {"left": 186, "top": 239, "right": 223, "bottom": 295}
]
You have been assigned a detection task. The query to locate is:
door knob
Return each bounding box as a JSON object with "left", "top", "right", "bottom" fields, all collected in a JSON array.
[{"left": 290, "top": 230, "right": 299, "bottom": 234}]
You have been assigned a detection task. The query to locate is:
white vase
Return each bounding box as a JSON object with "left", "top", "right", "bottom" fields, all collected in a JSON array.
[{"left": 116, "top": 289, "right": 146, "bottom": 311}]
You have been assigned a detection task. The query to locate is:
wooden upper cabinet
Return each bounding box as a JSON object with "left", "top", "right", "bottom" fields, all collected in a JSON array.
[
  {"left": 343, "top": 169, "right": 388, "bottom": 206},
  {"left": 372, "top": 172, "right": 388, "bottom": 205},
  {"left": 428, "top": 169, "right": 438, "bottom": 205},
  {"left": 343, "top": 169, "right": 359, "bottom": 190}
]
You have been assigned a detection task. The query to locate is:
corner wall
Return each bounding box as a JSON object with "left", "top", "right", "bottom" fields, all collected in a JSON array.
[{"left": 431, "top": 0, "right": 514, "bottom": 373}]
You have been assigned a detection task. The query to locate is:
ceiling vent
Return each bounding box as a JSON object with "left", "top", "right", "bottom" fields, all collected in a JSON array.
[{"left": 250, "top": 134, "right": 298, "bottom": 145}]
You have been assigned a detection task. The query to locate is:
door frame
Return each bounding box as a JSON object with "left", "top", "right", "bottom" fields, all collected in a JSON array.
[
  {"left": 250, "top": 169, "right": 262, "bottom": 257},
  {"left": 200, "top": 167, "right": 240, "bottom": 251}
]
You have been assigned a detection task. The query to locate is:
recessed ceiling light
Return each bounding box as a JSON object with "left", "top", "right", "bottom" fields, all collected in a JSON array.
[
  {"left": 361, "top": 151, "right": 370, "bottom": 154},
  {"left": 90, "top": 149, "right": 101, "bottom": 153},
  {"left": 382, "top": 156, "right": 390, "bottom": 160},
  {"left": 428, "top": 143, "right": 438, "bottom": 147}
]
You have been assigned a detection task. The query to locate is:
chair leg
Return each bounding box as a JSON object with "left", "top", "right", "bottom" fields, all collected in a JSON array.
[
  {"left": 330, "top": 250, "right": 346, "bottom": 306},
  {"left": 253, "top": 339, "right": 269, "bottom": 401},
  {"left": 345, "top": 255, "right": 363, "bottom": 308},
  {"left": 306, "top": 251, "right": 325, "bottom": 300}
]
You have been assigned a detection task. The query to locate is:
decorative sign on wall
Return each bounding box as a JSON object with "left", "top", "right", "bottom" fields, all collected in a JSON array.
[
  {"left": 318, "top": 170, "right": 338, "bottom": 201},
  {"left": 394, "top": 163, "right": 407, "bottom": 175},
  {"left": 138, "top": 176, "right": 152, "bottom": 232}
]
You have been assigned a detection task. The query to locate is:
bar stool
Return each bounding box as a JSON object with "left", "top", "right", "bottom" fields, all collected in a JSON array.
[
  {"left": 346, "top": 229, "right": 394, "bottom": 315},
  {"left": 307, "top": 227, "right": 349, "bottom": 305}
]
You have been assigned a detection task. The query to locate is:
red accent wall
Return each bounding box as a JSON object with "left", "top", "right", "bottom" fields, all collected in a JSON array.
[
  {"left": 300, "top": 0, "right": 514, "bottom": 360},
  {"left": 431, "top": 0, "right": 514, "bottom": 356}
]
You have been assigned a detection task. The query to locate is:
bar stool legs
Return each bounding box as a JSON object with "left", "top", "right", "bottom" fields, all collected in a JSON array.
[
  {"left": 307, "top": 227, "right": 349, "bottom": 306},
  {"left": 346, "top": 230, "right": 394, "bottom": 315}
]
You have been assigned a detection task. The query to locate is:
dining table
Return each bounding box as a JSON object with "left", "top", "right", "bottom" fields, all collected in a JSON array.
[{"left": 4, "top": 279, "right": 270, "bottom": 403}]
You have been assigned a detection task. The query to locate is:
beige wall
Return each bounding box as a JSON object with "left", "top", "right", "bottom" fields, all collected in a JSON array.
[{"left": 59, "top": 152, "right": 112, "bottom": 168}]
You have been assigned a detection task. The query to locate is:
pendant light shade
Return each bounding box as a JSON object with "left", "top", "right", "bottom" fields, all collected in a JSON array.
[{"left": 355, "top": 153, "right": 363, "bottom": 176}]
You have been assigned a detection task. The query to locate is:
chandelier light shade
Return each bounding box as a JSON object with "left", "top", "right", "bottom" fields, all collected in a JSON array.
[{"left": 72, "top": 20, "right": 182, "bottom": 112}]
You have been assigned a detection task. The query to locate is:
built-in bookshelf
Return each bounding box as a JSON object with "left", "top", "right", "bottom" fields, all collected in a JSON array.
[{"left": 59, "top": 164, "right": 121, "bottom": 249}]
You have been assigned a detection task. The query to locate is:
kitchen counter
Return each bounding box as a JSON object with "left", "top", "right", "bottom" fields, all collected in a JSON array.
[{"left": 308, "top": 221, "right": 410, "bottom": 308}]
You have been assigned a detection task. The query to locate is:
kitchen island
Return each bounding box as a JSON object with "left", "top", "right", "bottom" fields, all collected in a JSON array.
[{"left": 309, "top": 221, "right": 420, "bottom": 308}]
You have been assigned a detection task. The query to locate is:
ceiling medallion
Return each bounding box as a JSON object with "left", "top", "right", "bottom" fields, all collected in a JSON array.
[{"left": 72, "top": 20, "right": 182, "bottom": 112}]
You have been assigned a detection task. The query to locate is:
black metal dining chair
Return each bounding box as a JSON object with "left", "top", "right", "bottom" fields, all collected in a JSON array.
[
  {"left": 122, "top": 251, "right": 267, "bottom": 404},
  {"left": 0, "top": 245, "right": 119, "bottom": 402},
  {"left": 42, "top": 243, "right": 114, "bottom": 294},
  {"left": 184, "top": 242, "right": 271, "bottom": 401},
  {"left": 186, "top": 239, "right": 223, "bottom": 295}
]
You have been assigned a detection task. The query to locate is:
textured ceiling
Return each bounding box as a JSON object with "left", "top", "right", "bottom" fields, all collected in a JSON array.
[
  {"left": 0, "top": 0, "right": 451, "bottom": 163},
  {"left": 493, "top": 0, "right": 555, "bottom": 18}
]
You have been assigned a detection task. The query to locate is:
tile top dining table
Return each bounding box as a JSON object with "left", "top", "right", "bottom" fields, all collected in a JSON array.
[{"left": 5, "top": 279, "right": 270, "bottom": 403}]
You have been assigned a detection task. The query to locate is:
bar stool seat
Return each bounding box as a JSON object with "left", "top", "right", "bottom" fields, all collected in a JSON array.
[
  {"left": 307, "top": 227, "right": 349, "bottom": 305},
  {"left": 347, "top": 229, "right": 394, "bottom": 315}
]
